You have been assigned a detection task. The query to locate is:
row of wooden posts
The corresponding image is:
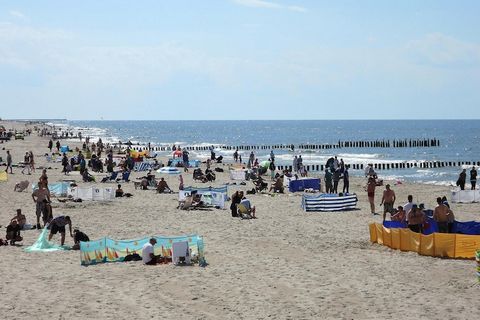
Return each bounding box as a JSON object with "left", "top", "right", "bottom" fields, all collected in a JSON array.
[
  {"left": 274, "top": 160, "right": 478, "bottom": 172},
  {"left": 126, "top": 138, "right": 441, "bottom": 152}
]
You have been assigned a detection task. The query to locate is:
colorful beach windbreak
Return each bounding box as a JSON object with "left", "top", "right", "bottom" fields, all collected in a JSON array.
[{"left": 80, "top": 235, "right": 205, "bottom": 266}]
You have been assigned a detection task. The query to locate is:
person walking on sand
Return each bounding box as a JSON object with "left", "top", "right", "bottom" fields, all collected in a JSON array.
[
  {"left": 367, "top": 177, "right": 376, "bottom": 215},
  {"left": 29, "top": 151, "right": 35, "bottom": 173},
  {"left": 48, "top": 139, "right": 53, "bottom": 152},
  {"left": 342, "top": 165, "right": 350, "bottom": 194},
  {"left": 457, "top": 169, "right": 466, "bottom": 190},
  {"left": 21, "top": 152, "right": 30, "bottom": 175},
  {"left": 380, "top": 184, "right": 396, "bottom": 222},
  {"left": 5, "top": 150, "right": 13, "bottom": 174},
  {"left": 56, "top": 140, "right": 60, "bottom": 152},
  {"left": 470, "top": 166, "right": 477, "bottom": 190}
]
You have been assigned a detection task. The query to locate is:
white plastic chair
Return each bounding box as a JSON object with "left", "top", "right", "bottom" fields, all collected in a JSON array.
[{"left": 172, "top": 241, "right": 191, "bottom": 265}]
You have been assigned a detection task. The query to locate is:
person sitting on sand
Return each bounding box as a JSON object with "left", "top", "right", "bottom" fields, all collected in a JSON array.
[
  {"left": 269, "top": 176, "right": 284, "bottom": 193},
  {"left": 115, "top": 184, "right": 124, "bottom": 197},
  {"left": 11, "top": 209, "right": 27, "bottom": 229},
  {"left": 48, "top": 215, "right": 73, "bottom": 246},
  {"left": 390, "top": 206, "right": 406, "bottom": 222},
  {"left": 72, "top": 228, "right": 90, "bottom": 250},
  {"left": 6, "top": 220, "right": 23, "bottom": 245},
  {"left": 156, "top": 178, "right": 172, "bottom": 193},
  {"left": 238, "top": 196, "right": 256, "bottom": 219},
  {"left": 142, "top": 238, "right": 163, "bottom": 265},
  {"left": 205, "top": 168, "right": 216, "bottom": 182},
  {"left": 407, "top": 205, "right": 424, "bottom": 233}
]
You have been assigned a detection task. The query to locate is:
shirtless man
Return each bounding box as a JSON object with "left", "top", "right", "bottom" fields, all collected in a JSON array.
[
  {"left": 32, "top": 182, "right": 51, "bottom": 229},
  {"left": 407, "top": 204, "right": 425, "bottom": 233},
  {"left": 433, "top": 197, "right": 453, "bottom": 233},
  {"left": 366, "top": 177, "right": 376, "bottom": 214},
  {"left": 380, "top": 184, "right": 396, "bottom": 222},
  {"left": 11, "top": 209, "right": 26, "bottom": 229},
  {"left": 48, "top": 215, "right": 73, "bottom": 246}
]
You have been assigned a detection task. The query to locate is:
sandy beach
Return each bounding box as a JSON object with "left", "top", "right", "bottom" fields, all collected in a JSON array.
[{"left": 0, "top": 120, "right": 478, "bottom": 320}]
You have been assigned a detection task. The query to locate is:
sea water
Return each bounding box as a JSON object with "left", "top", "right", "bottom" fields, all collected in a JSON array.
[{"left": 50, "top": 120, "right": 480, "bottom": 185}]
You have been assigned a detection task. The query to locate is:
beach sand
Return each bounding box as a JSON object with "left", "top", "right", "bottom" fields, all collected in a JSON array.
[{"left": 0, "top": 120, "right": 478, "bottom": 320}]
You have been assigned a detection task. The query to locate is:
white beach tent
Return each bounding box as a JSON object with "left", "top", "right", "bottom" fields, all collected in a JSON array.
[
  {"left": 451, "top": 189, "right": 480, "bottom": 203},
  {"left": 230, "top": 169, "right": 247, "bottom": 181},
  {"left": 67, "top": 186, "right": 115, "bottom": 201}
]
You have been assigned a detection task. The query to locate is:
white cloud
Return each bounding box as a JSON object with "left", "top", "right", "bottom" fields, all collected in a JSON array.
[
  {"left": 9, "top": 10, "right": 27, "bottom": 20},
  {"left": 406, "top": 33, "right": 480, "bottom": 68},
  {"left": 233, "top": 0, "right": 306, "bottom": 12}
]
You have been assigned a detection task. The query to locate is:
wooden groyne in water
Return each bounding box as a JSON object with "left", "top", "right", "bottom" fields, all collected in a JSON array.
[
  {"left": 126, "top": 138, "right": 440, "bottom": 152},
  {"left": 274, "top": 160, "right": 478, "bottom": 172}
]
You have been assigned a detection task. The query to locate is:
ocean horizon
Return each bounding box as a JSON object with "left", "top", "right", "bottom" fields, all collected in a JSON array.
[{"left": 45, "top": 119, "right": 480, "bottom": 186}]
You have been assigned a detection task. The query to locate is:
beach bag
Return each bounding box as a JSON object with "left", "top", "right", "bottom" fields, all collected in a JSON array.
[{"left": 124, "top": 253, "right": 142, "bottom": 262}]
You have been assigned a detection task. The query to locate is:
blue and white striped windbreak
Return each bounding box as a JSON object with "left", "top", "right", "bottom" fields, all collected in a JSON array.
[{"left": 302, "top": 194, "right": 358, "bottom": 212}]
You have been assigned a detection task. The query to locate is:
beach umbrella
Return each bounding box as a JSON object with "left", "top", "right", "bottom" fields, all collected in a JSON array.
[
  {"left": 259, "top": 160, "right": 270, "bottom": 169},
  {"left": 157, "top": 167, "right": 181, "bottom": 174}
]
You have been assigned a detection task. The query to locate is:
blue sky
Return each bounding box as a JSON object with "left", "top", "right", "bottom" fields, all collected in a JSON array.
[{"left": 0, "top": 0, "right": 479, "bottom": 120}]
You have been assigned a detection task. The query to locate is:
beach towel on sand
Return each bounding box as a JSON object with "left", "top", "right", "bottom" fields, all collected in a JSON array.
[
  {"left": 0, "top": 171, "right": 7, "bottom": 182},
  {"left": 25, "top": 228, "right": 70, "bottom": 252}
]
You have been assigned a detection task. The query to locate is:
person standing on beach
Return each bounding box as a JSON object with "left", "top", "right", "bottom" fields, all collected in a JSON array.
[
  {"left": 470, "top": 166, "right": 477, "bottom": 190},
  {"left": 29, "top": 151, "right": 35, "bottom": 173},
  {"left": 297, "top": 155, "right": 303, "bottom": 172},
  {"left": 342, "top": 165, "right": 350, "bottom": 194},
  {"left": 55, "top": 140, "right": 60, "bottom": 153},
  {"left": 270, "top": 150, "right": 275, "bottom": 162},
  {"left": 367, "top": 177, "right": 376, "bottom": 215},
  {"left": 269, "top": 160, "right": 276, "bottom": 181},
  {"left": 457, "top": 169, "right": 466, "bottom": 190},
  {"left": 61, "top": 153, "right": 69, "bottom": 174},
  {"left": 332, "top": 169, "right": 340, "bottom": 193},
  {"left": 32, "top": 182, "right": 51, "bottom": 229},
  {"left": 5, "top": 150, "right": 13, "bottom": 174},
  {"left": 182, "top": 149, "right": 189, "bottom": 172},
  {"left": 48, "top": 139, "right": 53, "bottom": 152},
  {"left": 433, "top": 197, "right": 452, "bottom": 233},
  {"left": 233, "top": 149, "right": 238, "bottom": 162},
  {"left": 324, "top": 168, "right": 333, "bottom": 193},
  {"left": 380, "top": 184, "right": 396, "bottom": 222},
  {"left": 293, "top": 156, "right": 298, "bottom": 173},
  {"left": 248, "top": 151, "right": 255, "bottom": 168},
  {"left": 21, "top": 152, "right": 30, "bottom": 175},
  {"left": 403, "top": 195, "right": 413, "bottom": 223}
]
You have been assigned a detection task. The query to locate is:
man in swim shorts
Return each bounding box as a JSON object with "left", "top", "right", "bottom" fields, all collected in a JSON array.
[
  {"left": 367, "top": 177, "right": 376, "bottom": 214},
  {"left": 48, "top": 215, "right": 73, "bottom": 246},
  {"left": 380, "top": 184, "right": 396, "bottom": 222}
]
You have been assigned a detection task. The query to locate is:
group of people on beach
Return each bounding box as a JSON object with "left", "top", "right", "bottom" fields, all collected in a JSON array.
[
  {"left": 372, "top": 181, "right": 455, "bottom": 234},
  {"left": 456, "top": 167, "right": 477, "bottom": 190}
]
